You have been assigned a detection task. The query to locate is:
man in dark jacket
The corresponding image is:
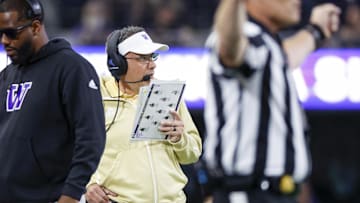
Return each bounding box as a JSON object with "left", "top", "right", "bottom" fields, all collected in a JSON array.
[{"left": 0, "top": 0, "right": 106, "bottom": 202}]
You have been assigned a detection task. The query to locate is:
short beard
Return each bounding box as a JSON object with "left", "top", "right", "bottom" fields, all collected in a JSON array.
[{"left": 12, "top": 37, "right": 34, "bottom": 65}]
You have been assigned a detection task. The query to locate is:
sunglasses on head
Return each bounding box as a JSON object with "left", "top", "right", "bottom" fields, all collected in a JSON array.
[{"left": 0, "top": 21, "right": 33, "bottom": 40}]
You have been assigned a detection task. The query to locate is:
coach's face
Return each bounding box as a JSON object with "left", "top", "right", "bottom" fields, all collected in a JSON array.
[
  {"left": 248, "top": 0, "right": 301, "bottom": 31},
  {"left": 0, "top": 11, "right": 34, "bottom": 65}
]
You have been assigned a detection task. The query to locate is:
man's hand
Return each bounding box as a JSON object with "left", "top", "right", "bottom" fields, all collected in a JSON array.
[
  {"left": 57, "top": 195, "right": 78, "bottom": 203},
  {"left": 159, "top": 110, "right": 184, "bottom": 143},
  {"left": 85, "top": 184, "right": 118, "bottom": 203},
  {"left": 310, "top": 3, "right": 341, "bottom": 38}
]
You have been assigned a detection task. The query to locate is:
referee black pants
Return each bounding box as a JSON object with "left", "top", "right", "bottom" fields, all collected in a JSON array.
[{"left": 213, "top": 189, "right": 297, "bottom": 203}]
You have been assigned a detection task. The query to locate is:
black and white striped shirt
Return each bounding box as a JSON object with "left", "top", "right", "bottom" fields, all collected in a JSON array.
[{"left": 204, "top": 20, "right": 310, "bottom": 183}]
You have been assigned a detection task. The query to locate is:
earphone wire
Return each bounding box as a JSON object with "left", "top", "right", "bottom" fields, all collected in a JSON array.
[{"left": 105, "top": 81, "right": 121, "bottom": 132}]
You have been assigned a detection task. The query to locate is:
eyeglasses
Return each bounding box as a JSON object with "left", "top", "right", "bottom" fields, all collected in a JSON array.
[
  {"left": 125, "top": 53, "right": 159, "bottom": 64},
  {"left": 0, "top": 22, "right": 33, "bottom": 40}
]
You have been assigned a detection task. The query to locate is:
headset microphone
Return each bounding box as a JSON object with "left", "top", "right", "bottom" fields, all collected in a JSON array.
[{"left": 123, "top": 74, "right": 151, "bottom": 83}]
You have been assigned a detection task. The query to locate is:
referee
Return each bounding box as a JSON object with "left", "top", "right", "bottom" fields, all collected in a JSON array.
[{"left": 203, "top": 0, "right": 341, "bottom": 203}]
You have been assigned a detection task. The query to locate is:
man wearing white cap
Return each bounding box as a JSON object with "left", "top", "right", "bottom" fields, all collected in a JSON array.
[{"left": 85, "top": 26, "right": 202, "bottom": 203}]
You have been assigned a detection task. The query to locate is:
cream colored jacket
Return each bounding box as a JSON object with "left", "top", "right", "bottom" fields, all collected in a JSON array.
[{"left": 87, "top": 76, "right": 202, "bottom": 203}]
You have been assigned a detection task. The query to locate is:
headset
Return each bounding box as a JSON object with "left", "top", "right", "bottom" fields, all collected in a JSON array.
[
  {"left": 106, "top": 30, "right": 128, "bottom": 81},
  {"left": 25, "top": 0, "right": 43, "bottom": 21},
  {"left": 0, "top": 0, "right": 42, "bottom": 20},
  {"left": 105, "top": 30, "right": 126, "bottom": 132}
]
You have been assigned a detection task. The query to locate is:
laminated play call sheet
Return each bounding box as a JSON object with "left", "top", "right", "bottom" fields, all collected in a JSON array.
[{"left": 131, "top": 80, "right": 186, "bottom": 140}]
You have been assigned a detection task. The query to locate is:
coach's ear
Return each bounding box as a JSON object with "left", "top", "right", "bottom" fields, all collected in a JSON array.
[{"left": 30, "top": 20, "right": 42, "bottom": 36}]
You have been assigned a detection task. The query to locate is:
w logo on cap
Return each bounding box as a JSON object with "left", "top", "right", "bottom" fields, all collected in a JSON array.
[
  {"left": 141, "top": 34, "right": 149, "bottom": 40},
  {"left": 6, "top": 82, "right": 32, "bottom": 112}
]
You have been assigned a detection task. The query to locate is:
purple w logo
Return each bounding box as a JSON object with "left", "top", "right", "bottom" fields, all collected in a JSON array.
[
  {"left": 6, "top": 82, "right": 32, "bottom": 112},
  {"left": 141, "top": 34, "right": 149, "bottom": 40}
]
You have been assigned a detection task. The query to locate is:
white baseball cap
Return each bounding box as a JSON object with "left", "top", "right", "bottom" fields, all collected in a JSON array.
[{"left": 117, "top": 31, "right": 169, "bottom": 55}]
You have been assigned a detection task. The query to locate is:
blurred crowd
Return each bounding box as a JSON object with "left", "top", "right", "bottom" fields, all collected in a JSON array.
[
  {"left": 41, "top": 0, "right": 217, "bottom": 47},
  {"left": 323, "top": 0, "right": 360, "bottom": 48},
  {"left": 41, "top": 0, "right": 360, "bottom": 48}
]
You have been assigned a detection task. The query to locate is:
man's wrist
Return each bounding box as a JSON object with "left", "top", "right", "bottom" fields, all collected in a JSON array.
[{"left": 304, "top": 23, "right": 326, "bottom": 49}]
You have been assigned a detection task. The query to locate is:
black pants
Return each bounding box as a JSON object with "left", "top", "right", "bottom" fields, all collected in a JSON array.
[{"left": 213, "top": 189, "right": 297, "bottom": 203}]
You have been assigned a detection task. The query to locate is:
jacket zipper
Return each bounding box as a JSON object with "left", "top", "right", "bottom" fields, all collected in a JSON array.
[{"left": 145, "top": 142, "right": 158, "bottom": 203}]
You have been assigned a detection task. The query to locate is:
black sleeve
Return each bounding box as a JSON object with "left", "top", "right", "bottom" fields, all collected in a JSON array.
[{"left": 60, "top": 53, "right": 105, "bottom": 199}]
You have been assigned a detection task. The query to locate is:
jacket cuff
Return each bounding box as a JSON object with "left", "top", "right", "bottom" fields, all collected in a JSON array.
[
  {"left": 62, "top": 183, "right": 84, "bottom": 201},
  {"left": 169, "top": 133, "right": 187, "bottom": 150}
]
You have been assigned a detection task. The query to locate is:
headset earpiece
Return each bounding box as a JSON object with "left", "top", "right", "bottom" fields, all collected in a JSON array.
[
  {"left": 25, "top": 0, "right": 43, "bottom": 21},
  {"left": 106, "top": 30, "right": 128, "bottom": 81}
]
